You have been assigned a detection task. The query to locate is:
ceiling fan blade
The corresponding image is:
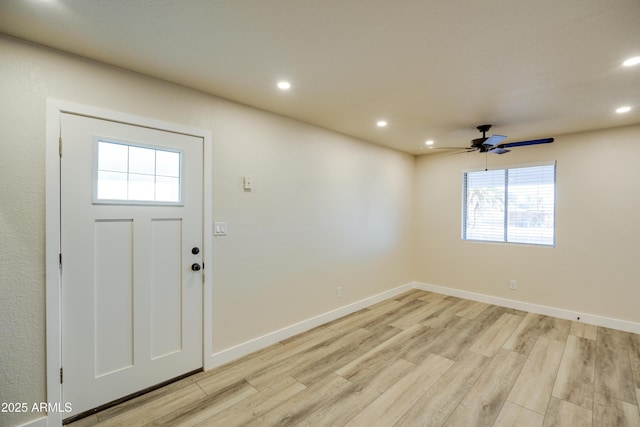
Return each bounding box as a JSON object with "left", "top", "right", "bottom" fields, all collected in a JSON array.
[
  {"left": 490, "top": 147, "right": 510, "bottom": 154},
  {"left": 427, "top": 146, "right": 475, "bottom": 150},
  {"left": 483, "top": 134, "right": 507, "bottom": 147},
  {"left": 499, "top": 137, "right": 554, "bottom": 148},
  {"left": 447, "top": 149, "right": 477, "bottom": 156}
]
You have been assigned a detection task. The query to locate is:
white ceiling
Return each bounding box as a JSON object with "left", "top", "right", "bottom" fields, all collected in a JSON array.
[{"left": 1, "top": 0, "right": 639, "bottom": 154}]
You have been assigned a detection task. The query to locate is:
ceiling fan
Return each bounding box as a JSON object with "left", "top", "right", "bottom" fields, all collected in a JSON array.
[{"left": 441, "top": 124, "right": 554, "bottom": 154}]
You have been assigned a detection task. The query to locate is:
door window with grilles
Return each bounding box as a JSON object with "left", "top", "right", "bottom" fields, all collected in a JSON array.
[{"left": 94, "top": 140, "right": 183, "bottom": 204}]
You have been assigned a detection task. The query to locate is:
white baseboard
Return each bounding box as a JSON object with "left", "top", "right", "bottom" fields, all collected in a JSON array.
[
  {"left": 35, "top": 279, "right": 640, "bottom": 427},
  {"left": 205, "top": 279, "right": 640, "bottom": 372},
  {"left": 206, "top": 282, "right": 414, "bottom": 369},
  {"left": 17, "top": 416, "right": 47, "bottom": 427},
  {"left": 413, "top": 281, "right": 640, "bottom": 335}
]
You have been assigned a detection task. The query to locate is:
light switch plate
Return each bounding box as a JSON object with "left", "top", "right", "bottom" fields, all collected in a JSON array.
[
  {"left": 243, "top": 176, "right": 253, "bottom": 191},
  {"left": 214, "top": 222, "right": 227, "bottom": 236}
]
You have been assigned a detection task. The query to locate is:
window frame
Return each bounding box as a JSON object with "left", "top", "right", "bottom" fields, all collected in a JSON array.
[
  {"left": 461, "top": 161, "right": 556, "bottom": 247},
  {"left": 92, "top": 137, "right": 185, "bottom": 206}
]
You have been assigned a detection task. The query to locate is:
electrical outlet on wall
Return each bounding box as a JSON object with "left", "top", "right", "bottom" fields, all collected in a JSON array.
[
  {"left": 509, "top": 280, "right": 517, "bottom": 290},
  {"left": 336, "top": 286, "right": 342, "bottom": 298}
]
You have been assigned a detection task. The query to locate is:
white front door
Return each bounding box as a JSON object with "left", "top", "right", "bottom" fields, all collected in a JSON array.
[{"left": 60, "top": 113, "right": 203, "bottom": 418}]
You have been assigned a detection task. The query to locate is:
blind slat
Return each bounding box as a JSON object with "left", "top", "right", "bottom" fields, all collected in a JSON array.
[{"left": 463, "top": 164, "right": 555, "bottom": 246}]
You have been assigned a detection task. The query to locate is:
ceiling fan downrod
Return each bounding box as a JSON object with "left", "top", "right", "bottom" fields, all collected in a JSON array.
[{"left": 473, "top": 124, "right": 492, "bottom": 146}]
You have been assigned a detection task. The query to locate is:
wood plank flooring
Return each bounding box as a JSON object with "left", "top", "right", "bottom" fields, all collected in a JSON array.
[{"left": 69, "top": 290, "right": 640, "bottom": 426}]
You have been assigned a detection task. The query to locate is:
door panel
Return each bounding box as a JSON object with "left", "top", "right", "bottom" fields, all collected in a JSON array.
[
  {"left": 94, "top": 219, "right": 134, "bottom": 377},
  {"left": 150, "top": 218, "right": 183, "bottom": 359},
  {"left": 60, "top": 113, "right": 203, "bottom": 417}
]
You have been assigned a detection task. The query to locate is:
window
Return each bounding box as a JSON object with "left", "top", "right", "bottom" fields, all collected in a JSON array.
[
  {"left": 462, "top": 163, "right": 556, "bottom": 246},
  {"left": 95, "top": 140, "right": 182, "bottom": 204}
]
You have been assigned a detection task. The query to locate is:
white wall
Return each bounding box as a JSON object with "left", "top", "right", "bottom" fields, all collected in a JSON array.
[
  {"left": 0, "top": 36, "right": 415, "bottom": 427},
  {"left": 211, "top": 101, "right": 416, "bottom": 352},
  {"left": 414, "top": 123, "right": 640, "bottom": 325},
  {"left": 4, "top": 31, "right": 639, "bottom": 427}
]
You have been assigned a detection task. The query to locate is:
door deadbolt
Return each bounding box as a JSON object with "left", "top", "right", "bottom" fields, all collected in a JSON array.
[{"left": 192, "top": 247, "right": 200, "bottom": 255}]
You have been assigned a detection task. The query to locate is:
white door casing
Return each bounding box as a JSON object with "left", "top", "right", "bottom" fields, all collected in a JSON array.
[{"left": 59, "top": 112, "right": 203, "bottom": 418}]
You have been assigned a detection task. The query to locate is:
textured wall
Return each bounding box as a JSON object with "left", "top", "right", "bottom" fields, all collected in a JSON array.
[
  {"left": 414, "top": 124, "right": 640, "bottom": 324},
  {"left": 0, "top": 38, "right": 50, "bottom": 427},
  {"left": 210, "top": 106, "right": 415, "bottom": 350},
  {"left": 0, "top": 36, "right": 415, "bottom": 426}
]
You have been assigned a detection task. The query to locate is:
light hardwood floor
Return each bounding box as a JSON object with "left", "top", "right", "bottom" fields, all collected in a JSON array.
[{"left": 69, "top": 290, "right": 640, "bottom": 426}]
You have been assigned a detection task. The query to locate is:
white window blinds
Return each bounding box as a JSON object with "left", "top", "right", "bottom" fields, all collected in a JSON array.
[{"left": 462, "top": 163, "right": 556, "bottom": 246}]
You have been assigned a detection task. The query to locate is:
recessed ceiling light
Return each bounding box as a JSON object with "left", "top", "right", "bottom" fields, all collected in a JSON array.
[
  {"left": 616, "top": 106, "right": 632, "bottom": 114},
  {"left": 376, "top": 120, "right": 388, "bottom": 127},
  {"left": 623, "top": 57, "right": 640, "bottom": 67},
  {"left": 277, "top": 81, "right": 291, "bottom": 90},
  {"left": 425, "top": 140, "right": 434, "bottom": 146}
]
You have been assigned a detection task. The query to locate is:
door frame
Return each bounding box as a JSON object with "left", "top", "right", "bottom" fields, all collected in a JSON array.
[{"left": 45, "top": 99, "right": 213, "bottom": 426}]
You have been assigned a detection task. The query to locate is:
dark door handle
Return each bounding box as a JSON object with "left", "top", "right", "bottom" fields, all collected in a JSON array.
[{"left": 191, "top": 263, "right": 201, "bottom": 271}]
